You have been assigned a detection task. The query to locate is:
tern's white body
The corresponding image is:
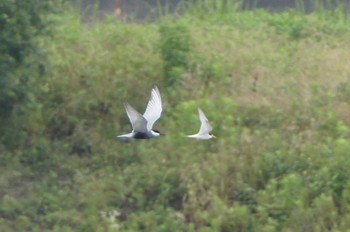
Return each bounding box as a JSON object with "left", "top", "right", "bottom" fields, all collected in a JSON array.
[
  {"left": 186, "top": 108, "right": 215, "bottom": 140},
  {"left": 186, "top": 133, "right": 213, "bottom": 140},
  {"left": 118, "top": 86, "right": 163, "bottom": 140}
]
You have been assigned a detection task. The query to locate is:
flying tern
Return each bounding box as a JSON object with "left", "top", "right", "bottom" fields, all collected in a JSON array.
[
  {"left": 118, "top": 86, "right": 163, "bottom": 140},
  {"left": 186, "top": 108, "right": 216, "bottom": 140}
]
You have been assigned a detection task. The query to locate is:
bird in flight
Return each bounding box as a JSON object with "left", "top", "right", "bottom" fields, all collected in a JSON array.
[
  {"left": 186, "top": 108, "right": 216, "bottom": 140},
  {"left": 118, "top": 86, "right": 163, "bottom": 140}
]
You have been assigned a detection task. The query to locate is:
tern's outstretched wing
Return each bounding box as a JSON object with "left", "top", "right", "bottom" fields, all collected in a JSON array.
[
  {"left": 197, "top": 108, "right": 212, "bottom": 135},
  {"left": 124, "top": 103, "right": 148, "bottom": 133},
  {"left": 143, "top": 86, "right": 162, "bottom": 130}
]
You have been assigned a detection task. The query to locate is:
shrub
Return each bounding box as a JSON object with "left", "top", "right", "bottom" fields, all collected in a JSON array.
[
  {"left": 159, "top": 21, "right": 192, "bottom": 86},
  {"left": 0, "top": 0, "right": 62, "bottom": 148}
]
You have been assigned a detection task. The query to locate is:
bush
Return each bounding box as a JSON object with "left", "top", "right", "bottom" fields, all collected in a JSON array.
[
  {"left": 159, "top": 21, "right": 192, "bottom": 86},
  {"left": 0, "top": 0, "right": 62, "bottom": 148}
]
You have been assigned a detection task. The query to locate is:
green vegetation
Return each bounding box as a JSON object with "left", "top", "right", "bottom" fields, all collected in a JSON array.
[
  {"left": 2, "top": 0, "right": 350, "bottom": 231},
  {"left": 0, "top": 0, "right": 61, "bottom": 148}
]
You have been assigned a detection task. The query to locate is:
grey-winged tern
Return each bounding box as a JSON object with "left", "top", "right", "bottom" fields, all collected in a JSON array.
[{"left": 118, "top": 86, "right": 163, "bottom": 140}]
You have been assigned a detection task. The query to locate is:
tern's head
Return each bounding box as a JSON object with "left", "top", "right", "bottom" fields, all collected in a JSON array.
[
  {"left": 151, "top": 129, "right": 165, "bottom": 137},
  {"left": 210, "top": 134, "right": 216, "bottom": 139}
]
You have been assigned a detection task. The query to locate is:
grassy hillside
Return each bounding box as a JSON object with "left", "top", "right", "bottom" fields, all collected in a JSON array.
[{"left": 2, "top": 2, "right": 350, "bottom": 231}]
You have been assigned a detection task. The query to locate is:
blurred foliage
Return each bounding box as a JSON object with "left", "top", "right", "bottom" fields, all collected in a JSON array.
[
  {"left": 159, "top": 20, "right": 192, "bottom": 86},
  {"left": 0, "top": 0, "right": 64, "bottom": 148},
  {"left": 2, "top": 0, "right": 350, "bottom": 231}
]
